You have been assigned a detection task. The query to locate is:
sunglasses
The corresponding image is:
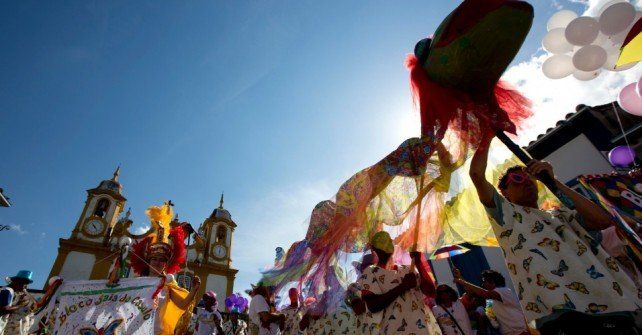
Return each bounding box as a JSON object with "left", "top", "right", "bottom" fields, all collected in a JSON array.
[{"left": 505, "top": 171, "right": 531, "bottom": 186}]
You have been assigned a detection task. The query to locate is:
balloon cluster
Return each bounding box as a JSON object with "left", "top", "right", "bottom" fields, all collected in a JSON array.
[
  {"left": 542, "top": 1, "right": 641, "bottom": 80},
  {"left": 224, "top": 293, "right": 249, "bottom": 313},
  {"left": 617, "top": 76, "right": 642, "bottom": 116}
]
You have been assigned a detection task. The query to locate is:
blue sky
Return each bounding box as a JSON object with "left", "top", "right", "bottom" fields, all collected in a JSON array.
[{"left": 0, "top": 0, "right": 610, "bottom": 292}]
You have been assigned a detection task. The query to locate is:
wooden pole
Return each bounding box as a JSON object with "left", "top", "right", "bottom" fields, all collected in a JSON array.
[
  {"left": 495, "top": 130, "right": 558, "bottom": 193},
  {"left": 410, "top": 174, "right": 425, "bottom": 272}
]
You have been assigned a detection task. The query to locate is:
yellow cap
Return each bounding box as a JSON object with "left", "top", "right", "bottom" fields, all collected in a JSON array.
[{"left": 370, "top": 231, "right": 394, "bottom": 254}]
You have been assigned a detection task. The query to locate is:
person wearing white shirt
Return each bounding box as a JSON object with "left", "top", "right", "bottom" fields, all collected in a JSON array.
[
  {"left": 196, "top": 291, "right": 224, "bottom": 335},
  {"left": 431, "top": 285, "right": 474, "bottom": 335},
  {"left": 248, "top": 285, "right": 283, "bottom": 335},
  {"left": 453, "top": 269, "right": 528, "bottom": 335}
]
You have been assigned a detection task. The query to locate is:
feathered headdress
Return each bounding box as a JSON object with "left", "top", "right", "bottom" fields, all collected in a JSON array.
[{"left": 131, "top": 202, "right": 187, "bottom": 275}]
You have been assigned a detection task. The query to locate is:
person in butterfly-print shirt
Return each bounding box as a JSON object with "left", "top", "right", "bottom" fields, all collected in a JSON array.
[
  {"left": 280, "top": 288, "right": 303, "bottom": 335},
  {"left": 469, "top": 133, "right": 642, "bottom": 332},
  {"left": 356, "top": 231, "right": 442, "bottom": 335},
  {"left": 346, "top": 254, "right": 377, "bottom": 335}
]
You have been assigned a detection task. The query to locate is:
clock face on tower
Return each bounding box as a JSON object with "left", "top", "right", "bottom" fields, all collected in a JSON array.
[
  {"left": 211, "top": 244, "right": 227, "bottom": 259},
  {"left": 82, "top": 219, "right": 106, "bottom": 237}
]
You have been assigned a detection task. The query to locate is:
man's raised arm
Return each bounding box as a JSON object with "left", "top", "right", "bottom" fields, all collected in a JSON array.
[{"left": 469, "top": 134, "right": 496, "bottom": 208}]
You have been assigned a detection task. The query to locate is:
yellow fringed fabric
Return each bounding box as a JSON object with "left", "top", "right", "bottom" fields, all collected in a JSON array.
[{"left": 157, "top": 280, "right": 192, "bottom": 335}]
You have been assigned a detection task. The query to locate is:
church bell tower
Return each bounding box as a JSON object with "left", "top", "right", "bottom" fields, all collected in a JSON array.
[{"left": 47, "top": 167, "right": 127, "bottom": 283}]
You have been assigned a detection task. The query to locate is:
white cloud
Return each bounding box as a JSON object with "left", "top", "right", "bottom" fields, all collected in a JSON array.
[
  {"left": 564, "top": 0, "right": 642, "bottom": 16},
  {"left": 131, "top": 225, "right": 150, "bottom": 235},
  {"left": 8, "top": 224, "right": 27, "bottom": 235}
]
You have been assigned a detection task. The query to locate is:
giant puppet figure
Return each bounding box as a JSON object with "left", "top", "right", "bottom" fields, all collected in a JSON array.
[
  {"left": 409, "top": 0, "right": 533, "bottom": 140},
  {"left": 276, "top": 0, "right": 538, "bottom": 296},
  {"left": 130, "top": 202, "right": 201, "bottom": 335}
]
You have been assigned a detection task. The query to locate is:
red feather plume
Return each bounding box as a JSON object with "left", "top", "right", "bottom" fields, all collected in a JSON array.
[
  {"left": 130, "top": 236, "right": 152, "bottom": 276},
  {"left": 166, "top": 226, "right": 187, "bottom": 275},
  {"left": 405, "top": 54, "right": 532, "bottom": 141}
]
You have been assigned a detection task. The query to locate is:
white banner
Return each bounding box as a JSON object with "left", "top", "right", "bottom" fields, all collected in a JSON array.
[{"left": 54, "top": 277, "right": 161, "bottom": 335}]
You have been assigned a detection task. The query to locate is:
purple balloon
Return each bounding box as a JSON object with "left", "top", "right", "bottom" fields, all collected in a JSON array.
[
  {"left": 608, "top": 146, "right": 636, "bottom": 167},
  {"left": 618, "top": 83, "right": 642, "bottom": 116},
  {"left": 225, "top": 297, "right": 235, "bottom": 308}
]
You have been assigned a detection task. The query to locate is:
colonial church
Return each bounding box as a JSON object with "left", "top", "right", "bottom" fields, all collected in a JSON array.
[{"left": 46, "top": 168, "right": 238, "bottom": 310}]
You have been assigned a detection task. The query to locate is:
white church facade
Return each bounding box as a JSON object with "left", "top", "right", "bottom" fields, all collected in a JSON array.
[{"left": 46, "top": 168, "right": 237, "bottom": 310}]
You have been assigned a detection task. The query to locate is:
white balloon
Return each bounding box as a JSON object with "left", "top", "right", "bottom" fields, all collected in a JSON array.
[
  {"left": 547, "top": 10, "right": 579, "bottom": 31},
  {"left": 573, "top": 69, "right": 601, "bottom": 81},
  {"left": 602, "top": 46, "right": 636, "bottom": 71},
  {"left": 603, "top": 46, "right": 621, "bottom": 70},
  {"left": 594, "top": 32, "right": 608, "bottom": 46},
  {"left": 609, "top": 31, "right": 628, "bottom": 45},
  {"left": 599, "top": 2, "right": 636, "bottom": 36},
  {"left": 573, "top": 45, "right": 608, "bottom": 71},
  {"left": 598, "top": 0, "right": 627, "bottom": 16},
  {"left": 616, "top": 61, "right": 638, "bottom": 72},
  {"left": 566, "top": 17, "right": 600, "bottom": 46},
  {"left": 608, "top": 11, "right": 642, "bottom": 46},
  {"left": 542, "top": 55, "right": 574, "bottom": 79},
  {"left": 543, "top": 28, "right": 574, "bottom": 54}
]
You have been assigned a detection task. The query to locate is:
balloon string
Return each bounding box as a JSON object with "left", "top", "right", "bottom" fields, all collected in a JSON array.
[{"left": 612, "top": 102, "right": 638, "bottom": 167}]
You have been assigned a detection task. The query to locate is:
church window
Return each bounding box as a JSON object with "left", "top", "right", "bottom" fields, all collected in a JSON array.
[
  {"left": 216, "top": 226, "right": 226, "bottom": 244},
  {"left": 94, "top": 199, "right": 110, "bottom": 218}
]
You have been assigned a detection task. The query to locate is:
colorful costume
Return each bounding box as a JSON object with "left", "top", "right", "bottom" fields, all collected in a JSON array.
[
  {"left": 0, "top": 271, "right": 37, "bottom": 335},
  {"left": 281, "top": 305, "right": 302, "bottom": 335},
  {"left": 223, "top": 318, "right": 248, "bottom": 335},
  {"left": 0, "top": 289, "right": 35, "bottom": 335},
  {"left": 486, "top": 190, "right": 642, "bottom": 325},
  {"left": 356, "top": 265, "right": 441, "bottom": 335},
  {"left": 130, "top": 203, "right": 193, "bottom": 335}
]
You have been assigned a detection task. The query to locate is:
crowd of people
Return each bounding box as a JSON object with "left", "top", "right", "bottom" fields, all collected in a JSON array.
[
  {"left": 1, "top": 135, "right": 641, "bottom": 335},
  {"left": 240, "top": 136, "right": 642, "bottom": 335}
]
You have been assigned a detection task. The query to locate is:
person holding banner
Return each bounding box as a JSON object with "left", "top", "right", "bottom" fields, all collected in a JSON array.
[{"left": 469, "top": 133, "right": 642, "bottom": 331}]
